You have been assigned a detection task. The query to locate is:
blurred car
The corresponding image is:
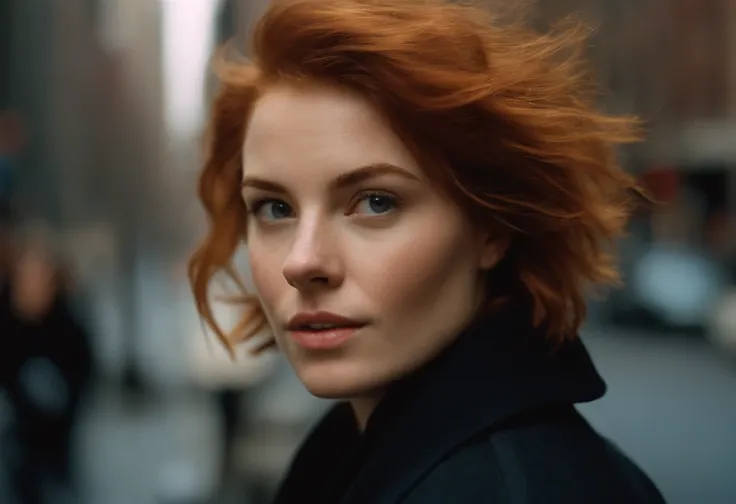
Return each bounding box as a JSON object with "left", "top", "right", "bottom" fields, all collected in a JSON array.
[{"left": 631, "top": 244, "right": 728, "bottom": 330}]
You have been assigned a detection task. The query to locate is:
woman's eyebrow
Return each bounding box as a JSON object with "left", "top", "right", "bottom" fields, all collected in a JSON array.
[
  {"left": 242, "top": 162, "right": 419, "bottom": 192},
  {"left": 331, "top": 162, "right": 420, "bottom": 189}
]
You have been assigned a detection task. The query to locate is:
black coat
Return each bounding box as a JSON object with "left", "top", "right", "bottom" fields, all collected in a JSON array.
[{"left": 272, "top": 309, "right": 666, "bottom": 504}]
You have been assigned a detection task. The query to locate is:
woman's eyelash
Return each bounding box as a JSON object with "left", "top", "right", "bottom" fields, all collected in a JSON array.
[
  {"left": 351, "top": 191, "right": 401, "bottom": 216},
  {"left": 247, "top": 200, "right": 266, "bottom": 213},
  {"left": 247, "top": 199, "right": 277, "bottom": 214},
  {"left": 245, "top": 191, "right": 402, "bottom": 217}
]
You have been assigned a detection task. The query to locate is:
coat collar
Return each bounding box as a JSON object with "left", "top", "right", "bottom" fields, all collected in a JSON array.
[{"left": 276, "top": 309, "right": 606, "bottom": 504}]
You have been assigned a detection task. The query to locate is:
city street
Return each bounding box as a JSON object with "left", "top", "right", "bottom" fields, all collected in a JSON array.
[{"left": 580, "top": 329, "right": 736, "bottom": 504}]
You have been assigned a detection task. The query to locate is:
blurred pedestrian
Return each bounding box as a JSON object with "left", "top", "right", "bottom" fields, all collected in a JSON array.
[{"left": 0, "top": 234, "right": 94, "bottom": 504}]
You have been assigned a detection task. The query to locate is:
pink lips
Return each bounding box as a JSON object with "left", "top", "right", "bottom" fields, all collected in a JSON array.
[{"left": 286, "top": 311, "right": 367, "bottom": 350}]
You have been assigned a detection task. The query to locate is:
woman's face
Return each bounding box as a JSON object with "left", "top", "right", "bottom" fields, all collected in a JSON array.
[{"left": 241, "top": 83, "right": 500, "bottom": 402}]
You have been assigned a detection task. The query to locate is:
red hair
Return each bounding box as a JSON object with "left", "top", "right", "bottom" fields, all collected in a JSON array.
[{"left": 189, "top": 0, "right": 642, "bottom": 355}]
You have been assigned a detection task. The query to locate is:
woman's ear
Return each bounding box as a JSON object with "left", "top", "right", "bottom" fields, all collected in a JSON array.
[{"left": 478, "top": 232, "right": 510, "bottom": 270}]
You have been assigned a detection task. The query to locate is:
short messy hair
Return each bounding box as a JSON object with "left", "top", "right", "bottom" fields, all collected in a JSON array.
[{"left": 189, "top": 0, "right": 642, "bottom": 355}]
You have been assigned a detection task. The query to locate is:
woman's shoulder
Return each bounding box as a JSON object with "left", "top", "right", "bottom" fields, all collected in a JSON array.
[{"left": 404, "top": 405, "right": 666, "bottom": 504}]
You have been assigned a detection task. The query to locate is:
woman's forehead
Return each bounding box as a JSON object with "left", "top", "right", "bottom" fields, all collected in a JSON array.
[{"left": 242, "top": 83, "right": 421, "bottom": 181}]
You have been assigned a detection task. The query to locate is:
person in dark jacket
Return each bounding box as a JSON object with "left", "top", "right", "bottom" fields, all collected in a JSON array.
[
  {"left": 0, "top": 239, "right": 94, "bottom": 504},
  {"left": 187, "top": 0, "right": 665, "bottom": 502}
]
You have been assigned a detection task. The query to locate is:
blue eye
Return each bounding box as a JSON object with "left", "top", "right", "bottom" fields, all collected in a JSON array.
[
  {"left": 354, "top": 192, "right": 398, "bottom": 216},
  {"left": 251, "top": 199, "right": 294, "bottom": 221}
]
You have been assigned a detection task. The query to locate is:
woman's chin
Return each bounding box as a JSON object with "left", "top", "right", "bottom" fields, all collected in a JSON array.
[{"left": 295, "top": 361, "right": 384, "bottom": 400}]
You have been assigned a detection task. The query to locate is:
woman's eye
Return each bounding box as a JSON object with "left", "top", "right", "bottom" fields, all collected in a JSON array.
[
  {"left": 353, "top": 192, "right": 399, "bottom": 216},
  {"left": 251, "top": 199, "right": 294, "bottom": 221}
]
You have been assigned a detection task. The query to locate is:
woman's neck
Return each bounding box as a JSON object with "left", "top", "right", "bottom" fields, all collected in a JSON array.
[{"left": 350, "top": 392, "right": 385, "bottom": 432}]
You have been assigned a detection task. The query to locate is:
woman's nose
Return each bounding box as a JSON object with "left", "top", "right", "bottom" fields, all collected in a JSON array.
[{"left": 282, "top": 221, "right": 343, "bottom": 292}]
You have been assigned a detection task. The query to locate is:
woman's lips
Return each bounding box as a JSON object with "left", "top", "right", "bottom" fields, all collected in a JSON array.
[
  {"left": 289, "top": 325, "right": 365, "bottom": 350},
  {"left": 286, "top": 311, "right": 368, "bottom": 350}
]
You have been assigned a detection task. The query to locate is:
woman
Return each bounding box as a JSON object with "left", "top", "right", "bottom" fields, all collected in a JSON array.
[{"left": 189, "top": 0, "right": 666, "bottom": 502}]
